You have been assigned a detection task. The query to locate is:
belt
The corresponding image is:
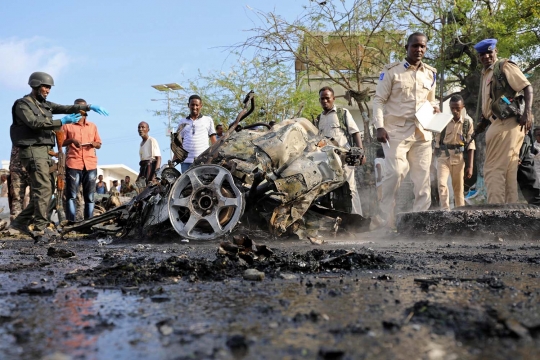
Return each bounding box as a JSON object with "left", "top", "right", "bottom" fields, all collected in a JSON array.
[
  {"left": 139, "top": 159, "right": 156, "bottom": 166},
  {"left": 444, "top": 144, "right": 464, "bottom": 150},
  {"left": 18, "top": 144, "right": 52, "bottom": 149}
]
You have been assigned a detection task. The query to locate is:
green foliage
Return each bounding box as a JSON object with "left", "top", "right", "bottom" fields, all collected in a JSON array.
[
  {"left": 398, "top": 0, "right": 540, "bottom": 111},
  {"left": 235, "top": 0, "right": 408, "bottom": 142},
  {"left": 154, "top": 57, "right": 320, "bottom": 128}
]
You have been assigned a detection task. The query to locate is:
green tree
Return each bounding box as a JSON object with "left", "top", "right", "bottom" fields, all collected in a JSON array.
[
  {"left": 398, "top": 0, "right": 540, "bottom": 110},
  {"left": 233, "top": 0, "right": 405, "bottom": 143},
  {"left": 152, "top": 57, "right": 320, "bottom": 129}
]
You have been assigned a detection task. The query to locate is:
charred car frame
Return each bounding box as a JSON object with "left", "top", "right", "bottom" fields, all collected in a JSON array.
[{"left": 63, "top": 92, "right": 368, "bottom": 240}]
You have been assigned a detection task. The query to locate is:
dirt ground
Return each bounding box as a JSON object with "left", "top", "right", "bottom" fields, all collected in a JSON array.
[{"left": 0, "top": 229, "right": 539, "bottom": 360}]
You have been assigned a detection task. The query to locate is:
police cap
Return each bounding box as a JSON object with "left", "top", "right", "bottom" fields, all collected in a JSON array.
[{"left": 474, "top": 39, "right": 497, "bottom": 53}]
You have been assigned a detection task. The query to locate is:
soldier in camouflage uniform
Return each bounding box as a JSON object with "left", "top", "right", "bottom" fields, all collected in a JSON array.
[
  {"left": 9, "top": 71, "right": 109, "bottom": 234},
  {"left": 8, "top": 145, "right": 31, "bottom": 221}
]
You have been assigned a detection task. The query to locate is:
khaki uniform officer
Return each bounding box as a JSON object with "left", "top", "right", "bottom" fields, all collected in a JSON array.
[
  {"left": 474, "top": 38, "right": 533, "bottom": 203},
  {"left": 435, "top": 95, "right": 475, "bottom": 210},
  {"left": 373, "top": 32, "right": 439, "bottom": 227}
]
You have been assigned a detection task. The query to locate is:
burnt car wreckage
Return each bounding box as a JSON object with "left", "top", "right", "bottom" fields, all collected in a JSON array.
[{"left": 62, "top": 92, "right": 368, "bottom": 240}]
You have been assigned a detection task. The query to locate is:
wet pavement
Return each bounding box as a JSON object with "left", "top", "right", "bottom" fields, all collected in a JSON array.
[{"left": 0, "top": 231, "right": 539, "bottom": 359}]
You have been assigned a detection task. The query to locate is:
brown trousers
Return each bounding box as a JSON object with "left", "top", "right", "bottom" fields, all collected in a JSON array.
[
  {"left": 485, "top": 117, "right": 524, "bottom": 203},
  {"left": 437, "top": 153, "right": 465, "bottom": 210}
]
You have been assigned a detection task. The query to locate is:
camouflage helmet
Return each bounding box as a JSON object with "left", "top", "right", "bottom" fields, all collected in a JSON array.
[{"left": 28, "top": 72, "right": 55, "bottom": 88}]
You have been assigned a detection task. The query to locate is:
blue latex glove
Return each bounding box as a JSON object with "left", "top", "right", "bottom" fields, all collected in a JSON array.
[
  {"left": 89, "top": 105, "right": 110, "bottom": 116},
  {"left": 61, "top": 113, "right": 82, "bottom": 125}
]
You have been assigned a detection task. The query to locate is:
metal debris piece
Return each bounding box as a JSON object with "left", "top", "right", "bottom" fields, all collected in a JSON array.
[
  {"left": 243, "top": 269, "right": 265, "bottom": 281},
  {"left": 156, "top": 320, "right": 174, "bottom": 336},
  {"left": 97, "top": 236, "right": 113, "bottom": 246},
  {"left": 320, "top": 251, "right": 354, "bottom": 264},
  {"left": 308, "top": 236, "right": 325, "bottom": 245},
  {"left": 47, "top": 247, "right": 75, "bottom": 258},
  {"left": 504, "top": 319, "right": 531, "bottom": 339}
]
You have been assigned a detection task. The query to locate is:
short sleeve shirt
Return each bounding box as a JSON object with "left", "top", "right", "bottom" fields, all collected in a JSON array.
[
  {"left": 139, "top": 136, "right": 161, "bottom": 161},
  {"left": 63, "top": 121, "right": 101, "bottom": 170},
  {"left": 176, "top": 115, "right": 216, "bottom": 163},
  {"left": 317, "top": 107, "right": 359, "bottom": 147},
  {"left": 434, "top": 115, "right": 476, "bottom": 151},
  {"left": 373, "top": 60, "right": 438, "bottom": 129}
]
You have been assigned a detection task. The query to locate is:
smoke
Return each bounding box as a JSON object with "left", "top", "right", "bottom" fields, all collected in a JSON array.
[{"left": 0, "top": 37, "right": 71, "bottom": 89}]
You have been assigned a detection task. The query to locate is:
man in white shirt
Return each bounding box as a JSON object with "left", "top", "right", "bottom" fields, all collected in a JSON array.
[
  {"left": 137, "top": 121, "right": 161, "bottom": 184},
  {"left": 372, "top": 32, "right": 439, "bottom": 228},
  {"left": 175, "top": 95, "right": 217, "bottom": 173}
]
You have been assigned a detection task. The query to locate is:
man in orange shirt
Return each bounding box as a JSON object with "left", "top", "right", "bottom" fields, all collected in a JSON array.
[{"left": 62, "top": 99, "right": 102, "bottom": 221}]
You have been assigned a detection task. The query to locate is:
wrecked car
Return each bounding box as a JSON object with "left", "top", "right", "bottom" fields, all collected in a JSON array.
[{"left": 63, "top": 92, "right": 368, "bottom": 240}]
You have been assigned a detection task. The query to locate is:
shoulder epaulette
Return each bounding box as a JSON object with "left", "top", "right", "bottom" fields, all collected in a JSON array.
[
  {"left": 504, "top": 59, "right": 519, "bottom": 68},
  {"left": 423, "top": 63, "right": 437, "bottom": 73},
  {"left": 385, "top": 61, "right": 401, "bottom": 70}
]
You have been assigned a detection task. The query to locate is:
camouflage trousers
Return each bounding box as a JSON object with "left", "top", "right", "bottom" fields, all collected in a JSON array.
[
  {"left": 8, "top": 169, "right": 31, "bottom": 218},
  {"left": 13, "top": 156, "right": 55, "bottom": 231}
]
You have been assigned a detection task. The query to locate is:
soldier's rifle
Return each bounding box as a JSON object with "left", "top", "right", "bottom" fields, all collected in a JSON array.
[
  {"left": 465, "top": 116, "right": 491, "bottom": 150},
  {"left": 54, "top": 129, "right": 66, "bottom": 223}
]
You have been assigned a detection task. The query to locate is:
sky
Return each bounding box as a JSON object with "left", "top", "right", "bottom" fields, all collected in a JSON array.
[{"left": 0, "top": 0, "right": 308, "bottom": 172}]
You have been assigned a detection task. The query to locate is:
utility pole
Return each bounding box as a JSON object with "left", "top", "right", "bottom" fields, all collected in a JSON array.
[{"left": 151, "top": 83, "right": 183, "bottom": 160}]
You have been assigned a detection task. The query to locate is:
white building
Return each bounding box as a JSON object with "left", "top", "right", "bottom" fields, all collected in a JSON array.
[
  {"left": 98, "top": 164, "right": 138, "bottom": 189},
  {"left": 0, "top": 161, "right": 138, "bottom": 190}
]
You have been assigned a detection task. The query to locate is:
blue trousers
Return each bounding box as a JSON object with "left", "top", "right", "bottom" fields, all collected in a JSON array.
[
  {"left": 180, "top": 163, "right": 192, "bottom": 174},
  {"left": 66, "top": 167, "right": 97, "bottom": 221}
]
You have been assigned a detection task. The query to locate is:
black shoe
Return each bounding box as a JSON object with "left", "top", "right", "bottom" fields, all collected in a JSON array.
[{"left": 8, "top": 221, "right": 31, "bottom": 236}]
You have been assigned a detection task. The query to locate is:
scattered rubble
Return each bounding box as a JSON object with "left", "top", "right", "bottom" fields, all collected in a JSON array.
[{"left": 64, "top": 246, "right": 393, "bottom": 287}]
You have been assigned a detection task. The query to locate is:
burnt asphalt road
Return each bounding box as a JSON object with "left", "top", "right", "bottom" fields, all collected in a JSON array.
[{"left": 0, "top": 231, "right": 539, "bottom": 360}]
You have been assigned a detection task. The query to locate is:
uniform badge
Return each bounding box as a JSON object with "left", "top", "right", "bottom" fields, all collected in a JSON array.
[{"left": 379, "top": 73, "right": 384, "bottom": 80}]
